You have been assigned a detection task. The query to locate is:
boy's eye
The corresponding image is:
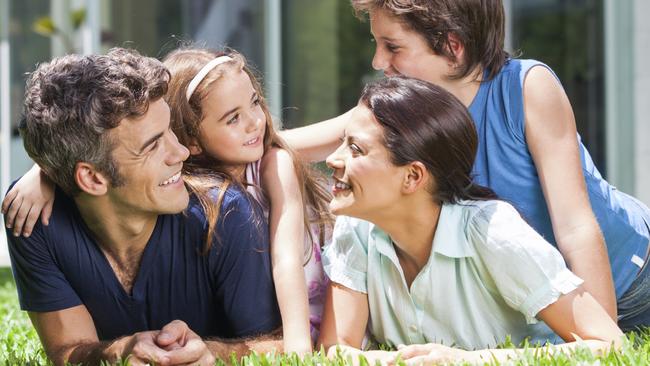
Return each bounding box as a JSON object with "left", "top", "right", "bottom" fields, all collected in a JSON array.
[{"left": 386, "top": 43, "right": 400, "bottom": 52}]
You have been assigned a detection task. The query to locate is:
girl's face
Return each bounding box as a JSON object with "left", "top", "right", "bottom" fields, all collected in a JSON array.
[
  {"left": 193, "top": 69, "right": 266, "bottom": 170},
  {"left": 325, "top": 105, "right": 406, "bottom": 220},
  {"left": 369, "top": 8, "right": 453, "bottom": 86}
]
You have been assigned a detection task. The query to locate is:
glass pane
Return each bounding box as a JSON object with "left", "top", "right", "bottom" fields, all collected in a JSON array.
[
  {"left": 511, "top": 0, "right": 605, "bottom": 171},
  {"left": 281, "top": 0, "right": 376, "bottom": 128},
  {"left": 9, "top": 0, "right": 51, "bottom": 178},
  {"left": 104, "top": 0, "right": 266, "bottom": 71}
]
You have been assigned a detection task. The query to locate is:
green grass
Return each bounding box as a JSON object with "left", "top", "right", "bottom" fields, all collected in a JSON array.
[{"left": 1, "top": 266, "right": 649, "bottom": 365}]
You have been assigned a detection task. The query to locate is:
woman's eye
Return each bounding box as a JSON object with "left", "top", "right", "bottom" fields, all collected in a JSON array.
[
  {"left": 252, "top": 97, "right": 261, "bottom": 106},
  {"left": 349, "top": 143, "right": 363, "bottom": 154},
  {"left": 227, "top": 114, "right": 239, "bottom": 125}
]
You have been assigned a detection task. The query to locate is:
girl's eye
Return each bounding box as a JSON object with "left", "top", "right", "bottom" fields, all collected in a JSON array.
[
  {"left": 227, "top": 113, "right": 239, "bottom": 125},
  {"left": 252, "top": 97, "right": 261, "bottom": 106}
]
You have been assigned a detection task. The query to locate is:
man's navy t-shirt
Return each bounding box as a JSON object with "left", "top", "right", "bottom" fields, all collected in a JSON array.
[{"left": 6, "top": 184, "right": 281, "bottom": 340}]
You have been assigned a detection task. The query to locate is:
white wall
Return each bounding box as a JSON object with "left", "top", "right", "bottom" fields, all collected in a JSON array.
[{"left": 634, "top": 0, "right": 650, "bottom": 205}]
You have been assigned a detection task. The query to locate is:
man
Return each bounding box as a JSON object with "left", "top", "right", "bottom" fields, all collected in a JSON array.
[{"left": 6, "top": 48, "right": 281, "bottom": 365}]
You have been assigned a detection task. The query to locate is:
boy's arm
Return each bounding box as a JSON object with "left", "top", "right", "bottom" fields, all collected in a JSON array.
[{"left": 279, "top": 109, "right": 352, "bottom": 162}]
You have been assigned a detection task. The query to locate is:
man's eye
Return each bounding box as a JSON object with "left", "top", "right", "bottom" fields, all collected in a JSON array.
[
  {"left": 387, "top": 44, "right": 400, "bottom": 52},
  {"left": 151, "top": 140, "right": 161, "bottom": 151}
]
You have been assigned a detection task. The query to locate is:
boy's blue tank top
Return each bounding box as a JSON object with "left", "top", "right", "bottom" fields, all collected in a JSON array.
[{"left": 468, "top": 58, "right": 650, "bottom": 299}]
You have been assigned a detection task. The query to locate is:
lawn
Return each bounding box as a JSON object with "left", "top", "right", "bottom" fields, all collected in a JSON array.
[{"left": 1, "top": 266, "right": 649, "bottom": 365}]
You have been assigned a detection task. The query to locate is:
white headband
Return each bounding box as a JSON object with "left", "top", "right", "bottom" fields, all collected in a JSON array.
[{"left": 185, "top": 56, "right": 233, "bottom": 101}]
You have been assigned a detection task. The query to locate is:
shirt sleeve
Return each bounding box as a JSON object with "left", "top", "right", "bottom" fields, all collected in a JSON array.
[
  {"left": 5, "top": 190, "right": 82, "bottom": 312},
  {"left": 468, "top": 201, "right": 583, "bottom": 324},
  {"left": 209, "top": 189, "right": 281, "bottom": 337},
  {"left": 322, "top": 216, "right": 370, "bottom": 293}
]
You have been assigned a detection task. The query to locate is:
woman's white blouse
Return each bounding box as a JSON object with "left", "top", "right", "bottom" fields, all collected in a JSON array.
[{"left": 322, "top": 200, "right": 583, "bottom": 350}]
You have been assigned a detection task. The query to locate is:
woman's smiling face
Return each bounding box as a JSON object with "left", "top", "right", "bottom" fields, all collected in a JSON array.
[{"left": 325, "top": 105, "right": 406, "bottom": 219}]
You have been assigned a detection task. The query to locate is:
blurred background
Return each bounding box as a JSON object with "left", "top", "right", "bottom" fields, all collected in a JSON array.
[{"left": 1, "top": 0, "right": 649, "bottom": 265}]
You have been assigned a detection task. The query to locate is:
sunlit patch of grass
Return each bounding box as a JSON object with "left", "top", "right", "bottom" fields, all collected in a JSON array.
[{"left": 1, "top": 266, "right": 648, "bottom": 365}]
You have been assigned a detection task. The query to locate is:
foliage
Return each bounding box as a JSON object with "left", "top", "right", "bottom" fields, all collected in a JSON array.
[
  {"left": 32, "top": 8, "right": 86, "bottom": 53},
  {"left": 1, "top": 267, "right": 648, "bottom": 365}
]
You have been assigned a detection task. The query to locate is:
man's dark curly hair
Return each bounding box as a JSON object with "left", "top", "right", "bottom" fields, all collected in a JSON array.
[{"left": 20, "top": 48, "right": 170, "bottom": 196}]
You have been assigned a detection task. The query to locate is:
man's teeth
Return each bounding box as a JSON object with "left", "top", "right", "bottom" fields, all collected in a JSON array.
[
  {"left": 160, "top": 172, "right": 181, "bottom": 186},
  {"left": 335, "top": 181, "right": 351, "bottom": 190}
]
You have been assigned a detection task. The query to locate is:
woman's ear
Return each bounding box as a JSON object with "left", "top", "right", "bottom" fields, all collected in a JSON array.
[
  {"left": 402, "top": 161, "right": 429, "bottom": 194},
  {"left": 187, "top": 138, "right": 203, "bottom": 155},
  {"left": 74, "top": 162, "right": 109, "bottom": 196}
]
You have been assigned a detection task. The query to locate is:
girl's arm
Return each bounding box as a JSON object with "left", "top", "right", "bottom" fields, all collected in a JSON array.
[
  {"left": 523, "top": 66, "right": 616, "bottom": 318},
  {"left": 395, "top": 286, "right": 624, "bottom": 365},
  {"left": 260, "top": 148, "right": 312, "bottom": 354},
  {"left": 2, "top": 164, "right": 55, "bottom": 237},
  {"left": 278, "top": 108, "right": 353, "bottom": 162}
]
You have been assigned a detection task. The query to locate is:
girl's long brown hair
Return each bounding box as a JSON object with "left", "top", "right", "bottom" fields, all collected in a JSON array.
[{"left": 163, "top": 47, "right": 333, "bottom": 256}]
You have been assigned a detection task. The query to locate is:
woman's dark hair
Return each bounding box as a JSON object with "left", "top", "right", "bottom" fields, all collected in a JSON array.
[
  {"left": 360, "top": 76, "right": 497, "bottom": 203},
  {"left": 352, "top": 0, "right": 509, "bottom": 80}
]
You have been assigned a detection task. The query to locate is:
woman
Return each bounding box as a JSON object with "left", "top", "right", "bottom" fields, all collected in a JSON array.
[
  {"left": 284, "top": 0, "right": 650, "bottom": 330},
  {"left": 317, "top": 76, "right": 623, "bottom": 364}
]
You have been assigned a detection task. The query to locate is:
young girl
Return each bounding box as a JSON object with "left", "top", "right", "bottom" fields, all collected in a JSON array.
[
  {"left": 164, "top": 48, "right": 333, "bottom": 353},
  {"left": 3, "top": 47, "right": 333, "bottom": 354}
]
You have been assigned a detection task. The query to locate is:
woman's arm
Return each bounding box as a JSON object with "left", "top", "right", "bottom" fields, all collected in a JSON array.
[
  {"left": 317, "top": 282, "right": 369, "bottom": 350},
  {"left": 523, "top": 66, "right": 616, "bottom": 318},
  {"left": 396, "top": 286, "right": 624, "bottom": 365},
  {"left": 278, "top": 109, "right": 353, "bottom": 162},
  {"left": 260, "top": 148, "right": 312, "bottom": 354},
  {"left": 2, "top": 164, "right": 55, "bottom": 237},
  {"left": 319, "top": 283, "right": 400, "bottom": 365}
]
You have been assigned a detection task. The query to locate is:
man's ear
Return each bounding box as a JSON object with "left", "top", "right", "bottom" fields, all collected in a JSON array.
[
  {"left": 74, "top": 162, "right": 109, "bottom": 196},
  {"left": 187, "top": 138, "right": 202, "bottom": 156},
  {"left": 402, "top": 161, "right": 429, "bottom": 194}
]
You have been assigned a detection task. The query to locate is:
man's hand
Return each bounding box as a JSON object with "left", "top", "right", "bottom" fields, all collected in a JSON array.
[
  {"left": 156, "top": 320, "right": 215, "bottom": 365},
  {"left": 109, "top": 320, "right": 214, "bottom": 366}
]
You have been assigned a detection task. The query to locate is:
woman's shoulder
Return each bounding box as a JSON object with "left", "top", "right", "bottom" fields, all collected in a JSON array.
[
  {"left": 332, "top": 216, "right": 375, "bottom": 245},
  {"left": 452, "top": 200, "right": 523, "bottom": 235}
]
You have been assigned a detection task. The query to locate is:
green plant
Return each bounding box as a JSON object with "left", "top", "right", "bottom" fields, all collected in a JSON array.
[{"left": 32, "top": 8, "right": 86, "bottom": 53}]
